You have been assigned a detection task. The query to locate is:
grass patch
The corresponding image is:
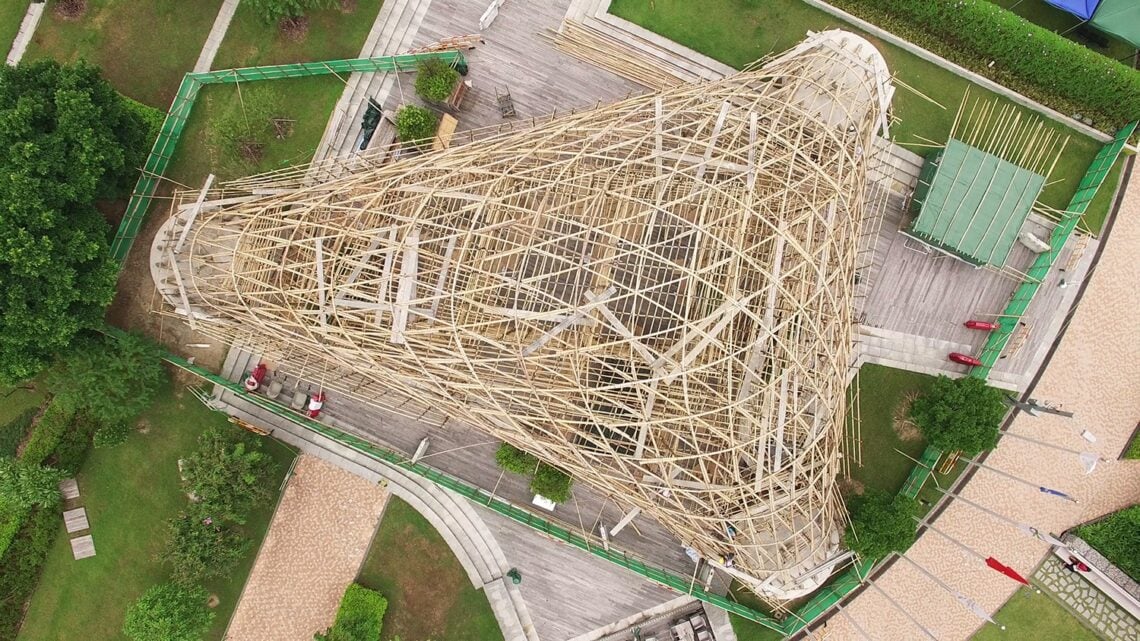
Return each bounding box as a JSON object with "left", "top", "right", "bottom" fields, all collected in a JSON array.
[
  {"left": 212, "top": 0, "right": 383, "bottom": 70},
  {"left": 0, "top": 382, "right": 47, "bottom": 431},
  {"left": 0, "top": 1, "right": 27, "bottom": 57},
  {"left": 730, "top": 614, "right": 785, "bottom": 641},
  {"left": 973, "top": 586, "right": 1100, "bottom": 641},
  {"left": 608, "top": 0, "right": 1108, "bottom": 232},
  {"left": 16, "top": 385, "right": 295, "bottom": 641},
  {"left": 1075, "top": 505, "right": 1140, "bottom": 582},
  {"left": 356, "top": 497, "right": 503, "bottom": 641},
  {"left": 24, "top": 0, "right": 222, "bottom": 108},
  {"left": 165, "top": 76, "right": 345, "bottom": 186},
  {"left": 846, "top": 364, "right": 937, "bottom": 495}
]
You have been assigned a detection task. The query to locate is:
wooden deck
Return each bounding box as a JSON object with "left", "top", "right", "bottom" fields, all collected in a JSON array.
[{"left": 388, "top": 0, "right": 644, "bottom": 136}]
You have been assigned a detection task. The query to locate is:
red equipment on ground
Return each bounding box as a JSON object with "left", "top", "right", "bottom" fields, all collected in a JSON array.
[
  {"left": 244, "top": 363, "right": 268, "bottom": 392},
  {"left": 948, "top": 352, "right": 983, "bottom": 366},
  {"left": 306, "top": 391, "right": 326, "bottom": 418},
  {"left": 964, "top": 320, "right": 1001, "bottom": 331}
]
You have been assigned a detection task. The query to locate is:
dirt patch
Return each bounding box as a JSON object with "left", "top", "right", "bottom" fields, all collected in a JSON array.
[
  {"left": 338, "top": 0, "right": 358, "bottom": 13},
  {"left": 838, "top": 476, "right": 865, "bottom": 497},
  {"left": 53, "top": 0, "right": 88, "bottom": 21},
  {"left": 136, "top": 419, "right": 151, "bottom": 434},
  {"left": 278, "top": 16, "right": 310, "bottom": 42},
  {"left": 206, "top": 594, "right": 220, "bottom": 608},
  {"left": 892, "top": 391, "right": 923, "bottom": 442},
  {"left": 383, "top": 527, "right": 462, "bottom": 638},
  {"left": 96, "top": 198, "right": 129, "bottom": 229}
]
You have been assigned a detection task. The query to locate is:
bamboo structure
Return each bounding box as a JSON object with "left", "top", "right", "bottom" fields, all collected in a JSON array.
[{"left": 152, "top": 31, "right": 893, "bottom": 599}]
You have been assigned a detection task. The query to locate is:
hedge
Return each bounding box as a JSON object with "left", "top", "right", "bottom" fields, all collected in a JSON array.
[
  {"left": 1075, "top": 505, "right": 1140, "bottom": 581},
  {"left": 315, "top": 583, "right": 388, "bottom": 641},
  {"left": 395, "top": 105, "right": 439, "bottom": 146},
  {"left": 414, "top": 58, "right": 460, "bottom": 103},
  {"left": 0, "top": 507, "right": 59, "bottom": 638},
  {"left": 0, "top": 406, "right": 40, "bottom": 458},
  {"left": 0, "top": 503, "right": 28, "bottom": 560},
  {"left": 828, "top": 0, "right": 1140, "bottom": 131},
  {"left": 20, "top": 398, "right": 75, "bottom": 466}
]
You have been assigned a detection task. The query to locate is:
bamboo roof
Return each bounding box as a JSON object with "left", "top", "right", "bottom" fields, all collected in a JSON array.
[{"left": 153, "top": 30, "right": 893, "bottom": 599}]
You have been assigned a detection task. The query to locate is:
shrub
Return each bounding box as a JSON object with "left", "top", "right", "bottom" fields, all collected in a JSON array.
[
  {"left": 530, "top": 463, "right": 573, "bottom": 503},
  {"left": 246, "top": 0, "right": 332, "bottom": 24},
  {"left": 121, "top": 95, "right": 165, "bottom": 144},
  {"left": 93, "top": 420, "right": 133, "bottom": 449},
  {"left": 48, "top": 332, "right": 169, "bottom": 438},
  {"left": 395, "top": 105, "right": 439, "bottom": 146},
  {"left": 844, "top": 490, "right": 917, "bottom": 561},
  {"left": 180, "top": 426, "right": 277, "bottom": 524},
  {"left": 827, "top": 0, "right": 1140, "bottom": 132},
  {"left": 909, "top": 375, "right": 1005, "bottom": 455},
  {"left": 53, "top": 413, "right": 98, "bottom": 475},
  {"left": 0, "top": 503, "right": 28, "bottom": 560},
  {"left": 163, "top": 505, "right": 251, "bottom": 585},
  {"left": 123, "top": 583, "right": 214, "bottom": 641},
  {"left": 414, "top": 58, "right": 460, "bottom": 103},
  {"left": 0, "top": 458, "right": 63, "bottom": 510},
  {"left": 0, "top": 507, "right": 59, "bottom": 638},
  {"left": 206, "top": 86, "right": 284, "bottom": 174},
  {"left": 314, "top": 583, "right": 388, "bottom": 641},
  {"left": 20, "top": 398, "right": 75, "bottom": 465},
  {"left": 0, "top": 405, "right": 40, "bottom": 458},
  {"left": 1075, "top": 505, "right": 1140, "bottom": 582},
  {"left": 495, "top": 442, "right": 539, "bottom": 475}
]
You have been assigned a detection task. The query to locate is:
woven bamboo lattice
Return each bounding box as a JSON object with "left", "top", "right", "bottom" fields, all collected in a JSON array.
[{"left": 153, "top": 31, "right": 892, "bottom": 598}]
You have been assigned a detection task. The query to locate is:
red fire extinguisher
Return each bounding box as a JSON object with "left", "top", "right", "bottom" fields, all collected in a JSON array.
[
  {"left": 964, "top": 320, "right": 1000, "bottom": 331},
  {"left": 948, "top": 352, "right": 983, "bottom": 366},
  {"left": 306, "top": 392, "right": 326, "bottom": 418}
]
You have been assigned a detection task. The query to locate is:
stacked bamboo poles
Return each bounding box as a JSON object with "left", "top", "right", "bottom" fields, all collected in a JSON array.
[{"left": 155, "top": 31, "right": 892, "bottom": 600}]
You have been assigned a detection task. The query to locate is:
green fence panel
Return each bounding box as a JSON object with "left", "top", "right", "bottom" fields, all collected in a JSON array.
[
  {"left": 110, "top": 51, "right": 467, "bottom": 264},
  {"left": 972, "top": 122, "right": 1137, "bottom": 377},
  {"left": 149, "top": 345, "right": 784, "bottom": 630}
]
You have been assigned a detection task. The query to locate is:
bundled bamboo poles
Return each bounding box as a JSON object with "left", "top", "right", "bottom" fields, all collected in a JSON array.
[
  {"left": 153, "top": 30, "right": 893, "bottom": 600},
  {"left": 547, "top": 20, "right": 688, "bottom": 90}
]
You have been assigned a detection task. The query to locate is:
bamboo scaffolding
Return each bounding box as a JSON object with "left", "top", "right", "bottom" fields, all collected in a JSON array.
[{"left": 151, "top": 32, "right": 892, "bottom": 601}]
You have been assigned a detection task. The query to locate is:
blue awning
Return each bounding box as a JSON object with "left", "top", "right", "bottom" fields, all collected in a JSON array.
[{"left": 1043, "top": 0, "right": 1101, "bottom": 20}]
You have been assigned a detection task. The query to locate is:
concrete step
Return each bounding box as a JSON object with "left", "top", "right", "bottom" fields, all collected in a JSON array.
[{"left": 483, "top": 580, "right": 529, "bottom": 641}]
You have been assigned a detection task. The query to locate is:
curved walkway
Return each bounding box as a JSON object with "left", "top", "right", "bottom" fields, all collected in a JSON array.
[{"left": 823, "top": 166, "right": 1140, "bottom": 639}]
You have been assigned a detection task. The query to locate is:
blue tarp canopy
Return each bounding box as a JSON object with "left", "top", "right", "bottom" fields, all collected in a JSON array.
[{"left": 1043, "top": 0, "right": 1100, "bottom": 20}]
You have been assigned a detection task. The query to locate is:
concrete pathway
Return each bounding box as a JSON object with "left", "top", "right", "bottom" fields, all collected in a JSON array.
[
  {"left": 194, "top": 0, "right": 240, "bottom": 73},
  {"left": 1035, "top": 556, "right": 1140, "bottom": 641},
  {"left": 6, "top": 1, "right": 43, "bottom": 66},
  {"left": 820, "top": 164, "right": 1140, "bottom": 639},
  {"left": 224, "top": 455, "right": 388, "bottom": 641}
]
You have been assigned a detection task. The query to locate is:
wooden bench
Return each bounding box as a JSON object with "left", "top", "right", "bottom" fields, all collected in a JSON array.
[{"left": 432, "top": 114, "right": 459, "bottom": 152}]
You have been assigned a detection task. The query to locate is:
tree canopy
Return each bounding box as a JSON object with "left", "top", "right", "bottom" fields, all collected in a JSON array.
[
  {"left": 246, "top": 0, "right": 331, "bottom": 24},
  {"left": 843, "top": 490, "right": 917, "bottom": 561},
  {"left": 179, "top": 426, "right": 278, "bottom": 524},
  {"left": 122, "top": 583, "right": 214, "bottom": 641},
  {"left": 0, "top": 60, "right": 150, "bottom": 383},
  {"left": 909, "top": 375, "right": 1006, "bottom": 455}
]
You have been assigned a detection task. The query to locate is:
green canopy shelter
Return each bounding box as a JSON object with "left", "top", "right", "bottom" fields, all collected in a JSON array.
[{"left": 905, "top": 139, "right": 1045, "bottom": 267}]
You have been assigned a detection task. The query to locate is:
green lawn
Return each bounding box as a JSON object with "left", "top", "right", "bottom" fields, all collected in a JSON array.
[
  {"left": 16, "top": 385, "right": 296, "bottom": 641},
  {"left": 0, "top": 1, "right": 27, "bottom": 57},
  {"left": 165, "top": 76, "right": 346, "bottom": 186},
  {"left": 990, "top": 0, "right": 1136, "bottom": 63},
  {"left": 24, "top": 0, "right": 222, "bottom": 108},
  {"left": 356, "top": 497, "right": 504, "bottom": 641},
  {"left": 608, "top": 0, "right": 1109, "bottom": 232},
  {"left": 972, "top": 586, "right": 1100, "bottom": 641},
  {"left": 212, "top": 0, "right": 383, "bottom": 70},
  {"left": 846, "top": 364, "right": 937, "bottom": 495}
]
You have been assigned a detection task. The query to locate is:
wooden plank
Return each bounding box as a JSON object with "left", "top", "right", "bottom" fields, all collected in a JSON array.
[
  {"left": 430, "top": 234, "right": 459, "bottom": 319},
  {"left": 167, "top": 248, "right": 197, "bottom": 330},
  {"left": 173, "top": 173, "right": 215, "bottom": 254},
  {"left": 314, "top": 238, "right": 328, "bottom": 330},
  {"left": 520, "top": 286, "right": 617, "bottom": 357},
  {"left": 391, "top": 227, "right": 420, "bottom": 345}
]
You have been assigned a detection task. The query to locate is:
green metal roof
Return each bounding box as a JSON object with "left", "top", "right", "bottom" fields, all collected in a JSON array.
[{"left": 906, "top": 139, "right": 1044, "bottom": 267}]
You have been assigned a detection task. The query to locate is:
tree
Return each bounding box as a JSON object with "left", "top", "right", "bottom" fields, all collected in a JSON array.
[
  {"left": 0, "top": 60, "right": 151, "bottom": 383},
  {"left": 414, "top": 58, "right": 459, "bottom": 103},
  {"left": 48, "top": 331, "right": 169, "bottom": 441},
  {"left": 394, "top": 105, "right": 438, "bottom": 146},
  {"left": 0, "top": 457, "right": 62, "bottom": 509},
  {"left": 909, "top": 375, "right": 1006, "bottom": 455},
  {"left": 207, "top": 86, "right": 283, "bottom": 174},
  {"left": 163, "top": 505, "right": 250, "bottom": 585},
  {"left": 123, "top": 583, "right": 214, "bottom": 641},
  {"left": 246, "top": 0, "right": 331, "bottom": 24},
  {"left": 180, "top": 426, "right": 278, "bottom": 524},
  {"left": 844, "top": 490, "right": 916, "bottom": 561}
]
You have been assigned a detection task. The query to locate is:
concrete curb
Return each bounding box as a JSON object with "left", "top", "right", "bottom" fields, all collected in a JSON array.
[{"left": 6, "top": 2, "right": 44, "bottom": 67}]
